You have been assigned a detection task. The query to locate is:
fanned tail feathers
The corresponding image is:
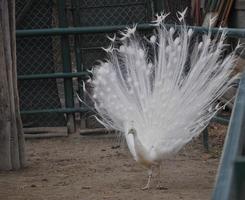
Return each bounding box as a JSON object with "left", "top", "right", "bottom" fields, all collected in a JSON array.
[{"left": 86, "top": 13, "right": 239, "bottom": 155}]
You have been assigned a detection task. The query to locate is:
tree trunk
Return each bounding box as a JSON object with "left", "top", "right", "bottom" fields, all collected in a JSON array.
[{"left": 0, "top": 0, "right": 26, "bottom": 170}]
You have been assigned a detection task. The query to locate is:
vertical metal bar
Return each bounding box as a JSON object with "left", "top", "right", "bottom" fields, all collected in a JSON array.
[
  {"left": 16, "top": 0, "right": 34, "bottom": 25},
  {"left": 212, "top": 72, "right": 245, "bottom": 200},
  {"left": 58, "top": 0, "right": 75, "bottom": 133},
  {"left": 153, "top": 0, "right": 164, "bottom": 13},
  {"left": 145, "top": 0, "right": 153, "bottom": 22},
  {"left": 71, "top": 0, "right": 86, "bottom": 129},
  {"left": 71, "top": 0, "right": 83, "bottom": 91},
  {"left": 202, "top": 127, "right": 209, "bottom": 152}
]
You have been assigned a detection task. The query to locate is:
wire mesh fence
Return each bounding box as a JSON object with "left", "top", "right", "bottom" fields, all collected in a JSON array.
[
  {"left": 68, "top": 0, "right": 154, "bottom": 128},
  {"left": 16, "top": 0, "right": 66, "bottom": 127},
  {"left": 16, "top": 0, "right": 193, "bottom": 129}
]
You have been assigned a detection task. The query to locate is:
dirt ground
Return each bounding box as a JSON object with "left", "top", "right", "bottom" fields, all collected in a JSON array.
[{"left": 0, "top": 123, "right": 227, "bottom": 200}]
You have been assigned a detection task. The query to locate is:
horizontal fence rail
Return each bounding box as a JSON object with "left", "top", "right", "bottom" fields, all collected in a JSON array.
[
  {"left": 18, "top": 72, "right": 89, "bottom": 80},
  {"left": 17, "top": 24, "right": 244, "bottom": 118},
  {"left": 20, "top": 107, "right": 90, "bottom": 114},
  {"left": 16, "top": 23, "right": 245, "bottom": 37}
]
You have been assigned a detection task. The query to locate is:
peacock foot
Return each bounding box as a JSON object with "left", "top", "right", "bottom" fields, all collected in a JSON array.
[
  {"left": 141, "top": 171, "right": 152, "bottom": 190},
  {"left": 141, "top": 184, "right": 150, "bottom": 190}
]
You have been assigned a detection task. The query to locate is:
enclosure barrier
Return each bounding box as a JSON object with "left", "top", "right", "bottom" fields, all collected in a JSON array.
[
  {"left": 212, "top": 71, "right": 245, "bottom": 200},
  {"left": 16, "top": 23, "right": 245, "bottom": 37},
  {"left": 16, "top": 17, "right": 245, "bottom": 198},
  {"left": 16, "top": 0, "right": 156, "bottom": 132},
  {"left": 16, "top": 24, "right": 239, "bottom": 124}
]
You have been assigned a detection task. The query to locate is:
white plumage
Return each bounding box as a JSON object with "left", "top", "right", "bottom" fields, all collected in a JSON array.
[{"left": 84, "top": 10, "right": 239, "bottom": 189}]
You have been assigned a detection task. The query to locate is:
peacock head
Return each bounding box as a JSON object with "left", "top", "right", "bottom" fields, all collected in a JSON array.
[
  {"left": 128, "top": 128, "right": 137, "bottom": 135},
  {"left": 128, "top": 121, "right": 137, "bottom": 135}
]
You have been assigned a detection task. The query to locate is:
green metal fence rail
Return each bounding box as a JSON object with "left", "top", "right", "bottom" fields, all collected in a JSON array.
[
  {"left": 16, "top": 24, "right": 155, "bottom": 117},
  {"left": 16, "top": 0, "right": 67, "bottom": 128},
  {"left": 16, "top": 24, "right": 245, "bottom": 37},
  {"left": 17, "top": 72, "right": 89, "bottom": 80},
  {"left": 16, "top": 24, "right": 242, "bottom": 129},
  {"left": 16, "top": 24, "right": 245, "bottom": 118},
  {"left": 16, "top": 0, "right": 154, "bottom": 129},
  {"left": 212, "top": 71, "right": 245, "bottom": 200}
]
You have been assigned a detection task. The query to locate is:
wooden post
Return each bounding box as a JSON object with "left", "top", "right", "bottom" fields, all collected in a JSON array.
[{"left": 0, "top": 0, "right": 26, "bottom": 170}]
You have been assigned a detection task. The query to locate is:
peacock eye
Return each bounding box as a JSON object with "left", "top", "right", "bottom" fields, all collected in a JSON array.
[
  {"left": 174, "top": 37, "right": 180, "bottom": 45},
  {"left": 205, "top": 38, "right": 211, "bottom": 45},
  {"left": 150, "top": 35, "right": 156, "bottom": 43},
  {"left": 166, "top": 45, "right": 171, "bottom": 53},
  {"left": 119, "top": 45, "right": 126, "bottom": 52},
  {"left": 133, "top": 81, "right": 139, "bottom": 87},
  {"left": 188, "top": 29, "right": 193, "bottom": 37},
  {"left": 198, "top": 42, "right": 203, "bottom": 50},
  {"left": 135, "top": 59, "right": 141, "bottom": 67},
  {"left": 148, "top": 63, "right": 153, "bottom": 69},
  {"left": 138, "top": 49, "right": 144, "bottom": 58},
  {"left": 169, "top": 27, "right": 175, "bottom": 35},
  {"left": 127, "top": 77, "right": 132, "bottom": 83},
  {"left": 127, "top": 46, "right": 134, "bottom": 55},
  {"left": 177, "top": 45, "right": 181, "bottom": 52}
]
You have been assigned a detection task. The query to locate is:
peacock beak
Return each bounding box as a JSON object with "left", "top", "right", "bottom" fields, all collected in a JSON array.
[{"left": 128, "top": 128, "right": 136, "bottom": 135}]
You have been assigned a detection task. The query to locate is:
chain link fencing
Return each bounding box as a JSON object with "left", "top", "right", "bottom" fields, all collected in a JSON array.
[
  {"left": 67, "top": 0, "right": 154, "bottom": 128},
  {"left": 16, "top": 0, "right": 65, "bottom": 127},
  {"left": 16, "top": 0, "right": 191, "bottom": 129}
]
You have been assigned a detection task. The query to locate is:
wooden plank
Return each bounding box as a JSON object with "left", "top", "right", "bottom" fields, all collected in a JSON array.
[
  {"left": 80, "top": 128, "right": 115, "bottom": 135},
  {"left": 23, "top": 126, "right": 68, "bottom": 134},
  {"left": 0, "top": 1, "right": 12, "bottom": 170},
  {"left": 10, "top": 0, "right": 26, "bottom": 169},
  {"left": 24, "top": 132, "right": 68, "bottom": 139},
  {"left": 0, "top": 0, "right": 25, "bottom": 170}
]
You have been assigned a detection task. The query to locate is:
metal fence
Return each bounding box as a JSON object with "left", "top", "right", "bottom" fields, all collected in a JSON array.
[
  {"left": 16, "top": 0, "right": 194, "bottom": 130},
  {"left": 212, "top": 71, "right": 245, "bottom": 200},
  {"left": 15, "top": 0, "right": 237, "bottom": 133},
  {"left": 69, "top": 0, "right": 154, "bottom": 128},
  {"left": 16, "top": 0, "right": 65, "bottom": 127},
  {"left": 16, "top": 0, "right": 245, "bottom": 198},
  {"left": 16, "top": 0, "right": 155, "bottom": 129}
]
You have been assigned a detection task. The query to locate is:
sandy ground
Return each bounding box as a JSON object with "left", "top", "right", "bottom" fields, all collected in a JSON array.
[{"left": 0, "top": 123, "right": 227, "bottom": 200}]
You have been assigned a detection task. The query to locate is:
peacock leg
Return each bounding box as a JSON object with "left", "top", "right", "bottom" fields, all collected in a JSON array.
[
  {"left": 156, "top": 164, "right": 162, "bottom": 189},
  {"left": 141, "top": 167, "right": 153, "bottom": 190},
  {"left": 156, "top": 164, "right": 168, "bottom": 190}
]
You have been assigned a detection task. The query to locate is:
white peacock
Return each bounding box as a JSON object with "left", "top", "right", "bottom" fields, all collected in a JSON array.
[{"left": 82, "top": 9, "right": 240, "bottom": 190}]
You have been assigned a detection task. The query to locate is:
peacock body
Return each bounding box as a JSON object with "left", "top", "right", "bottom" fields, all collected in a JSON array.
[{"left": 85, "top": 10, "right": 239, "bottom": 189}]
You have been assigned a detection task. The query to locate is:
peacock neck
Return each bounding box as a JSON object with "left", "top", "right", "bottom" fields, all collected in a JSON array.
[{"left": 132, "top": 132, "right": 148, "bottom": 159}]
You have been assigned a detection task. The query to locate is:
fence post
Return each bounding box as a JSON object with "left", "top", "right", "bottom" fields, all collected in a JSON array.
[
  {"left": 202, "top": 127, "right": 209, "bottom": 152},
  {"left": 71, "top": 0, "right": 86, "bottom": 129},
  {"left": 58, "top": 0, "right": 75, "bottom": 133},
  {"left": 153, "top": 0, "right": 164, "bottom": 13}
]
